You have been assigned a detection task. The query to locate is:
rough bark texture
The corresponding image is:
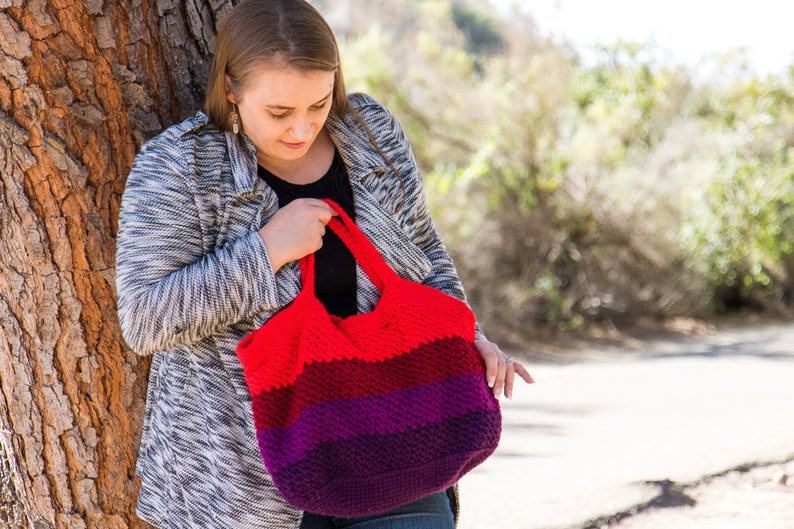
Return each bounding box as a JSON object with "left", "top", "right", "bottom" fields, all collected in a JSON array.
[{"left": 0, "top": 0, "right": 233, "bottom": 527}]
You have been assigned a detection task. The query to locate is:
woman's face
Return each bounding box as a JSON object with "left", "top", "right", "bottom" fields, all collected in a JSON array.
[{"left": 227, "top": 65, "right": 335, "bottom": 168}]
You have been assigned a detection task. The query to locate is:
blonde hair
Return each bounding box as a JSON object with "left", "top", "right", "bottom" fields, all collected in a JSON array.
[{"left": 204, "top": 0, "right": 352, "bottom": 131}]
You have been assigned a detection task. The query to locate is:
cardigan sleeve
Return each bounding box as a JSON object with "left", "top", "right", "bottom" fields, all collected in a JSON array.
[
  {"left": 115, "top": 132, "right": 280, "bottom": 355},
  {"left": 367, "top": 99, "right": 488, "bottom": 342}
]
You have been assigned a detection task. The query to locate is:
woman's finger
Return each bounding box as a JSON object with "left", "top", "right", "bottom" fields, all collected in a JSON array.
[
  {"left": 309, "top": 199, "right": 337, "bottom": 224},
  {"left": 475, "top": 340, "right": 499, "bottom": 389},
  {"left": 491, "top": 353, "right": 507, "bottom": 399},
  {"left": 513, "top": 361, "right": 535, "bottom": 385},
  {"left": 504, "top": 360, "right": 516, "bottom": 399}
]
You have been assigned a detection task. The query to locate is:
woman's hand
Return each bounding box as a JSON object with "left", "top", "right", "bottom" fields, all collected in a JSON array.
[
  {"left": 475, "top": 340, "right": 535, "bottom": 399},
  {"left": 258, "top": 198, "right": 336, "bottom": 272}
]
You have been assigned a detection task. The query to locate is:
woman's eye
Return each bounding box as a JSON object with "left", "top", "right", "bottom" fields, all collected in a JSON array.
[
  {"left": 270, "top": 112, "right": 288, "bottom": 120},
  {"left": 310, "top": 102, "right": 328, "bottom": 111}
]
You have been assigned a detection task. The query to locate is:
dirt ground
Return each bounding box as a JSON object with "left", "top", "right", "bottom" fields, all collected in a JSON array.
[
  {"left": 598, "top": 458, "right": 794, "bottom": 529},
  {"left": 515, "top": 310, "right": 794, "bottom": 359},
  {"left": 521, "top": 312, "right": 794, "bottom": 529}
]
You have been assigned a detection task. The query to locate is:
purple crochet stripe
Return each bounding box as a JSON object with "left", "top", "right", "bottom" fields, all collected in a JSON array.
[
  {"left": 256, "top": 372, "right": 497, "bottom": 473},
  {"left": 266, "top": 408, "right": 502, "bottom": 517}
]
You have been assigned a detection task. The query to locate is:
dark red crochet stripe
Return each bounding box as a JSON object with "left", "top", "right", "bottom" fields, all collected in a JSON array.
[
  {"left": 251, "top": 335, "right": 483, "bottom": 431},
  {"left": 265, "top": 407, "right": 502, "bottom": 517}
]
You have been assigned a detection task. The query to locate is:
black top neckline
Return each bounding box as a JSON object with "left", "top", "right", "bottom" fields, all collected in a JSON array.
[
  {"left": 257, "top": 149, "right": 357, "bottom": 318},
  {"left": 259, "top": 150, "right": 342, "bottom": 189}
]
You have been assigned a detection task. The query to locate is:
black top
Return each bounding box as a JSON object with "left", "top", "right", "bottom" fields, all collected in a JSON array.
[{"left": 258, "top": 151, "right": 358, "bottom": 318}]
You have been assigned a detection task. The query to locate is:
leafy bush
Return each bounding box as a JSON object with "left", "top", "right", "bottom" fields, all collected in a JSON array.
[{"left": 331, "top": 0, "right": 794, "bottom": 343}]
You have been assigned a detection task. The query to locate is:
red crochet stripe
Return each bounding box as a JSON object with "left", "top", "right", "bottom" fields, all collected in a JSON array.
[
  {"left": 238, "top": 279, "right": 476, "bottom": 392},
  {"left": 250, "top": 335, "right": 484, "bottom": 430}
]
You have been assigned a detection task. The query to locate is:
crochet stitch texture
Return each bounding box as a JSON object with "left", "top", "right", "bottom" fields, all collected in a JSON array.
[{"left": 236, "top": 200, "right": 501, "bottom": 517}]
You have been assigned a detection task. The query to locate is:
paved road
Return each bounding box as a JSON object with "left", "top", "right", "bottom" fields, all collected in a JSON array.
[{"left": 457, "top": 322, "right": 794, "bottom": 529}]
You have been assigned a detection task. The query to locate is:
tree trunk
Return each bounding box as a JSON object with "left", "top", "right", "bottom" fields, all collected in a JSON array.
[{"left": 0, "top": 0, "right": 233, "bottom": 527}]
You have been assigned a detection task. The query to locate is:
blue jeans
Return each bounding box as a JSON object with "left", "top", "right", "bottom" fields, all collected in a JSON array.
[{"left": 299, "top": 492, "right": 455, "bottom": 529}]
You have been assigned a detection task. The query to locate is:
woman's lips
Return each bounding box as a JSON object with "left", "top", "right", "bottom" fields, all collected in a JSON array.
[{"left": 282, "top": 141, "right": 306, "bottom": 150}]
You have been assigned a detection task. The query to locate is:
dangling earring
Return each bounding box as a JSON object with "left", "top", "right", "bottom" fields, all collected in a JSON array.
[{"left": 232, "top": 104, "right": 240, "bottom": 134}]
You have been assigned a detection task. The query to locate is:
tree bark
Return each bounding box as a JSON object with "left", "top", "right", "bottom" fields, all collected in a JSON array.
[{"left": 0, "top": 0, "right": 233, "bottom": 527}]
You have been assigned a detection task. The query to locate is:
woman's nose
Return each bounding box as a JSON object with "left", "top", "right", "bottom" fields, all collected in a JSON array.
[{"left": 290, "top": 116, "right": 313, "bottom": 141}]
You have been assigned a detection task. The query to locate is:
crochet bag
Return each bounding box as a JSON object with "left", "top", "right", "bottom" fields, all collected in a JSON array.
[{"left": 236, "top": 199, "right": 501, "bottom": 517}]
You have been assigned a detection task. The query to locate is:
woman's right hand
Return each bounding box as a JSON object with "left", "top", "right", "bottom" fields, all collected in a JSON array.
[{"left": 258, "top": 198, "right": 336, "bottom": 272}]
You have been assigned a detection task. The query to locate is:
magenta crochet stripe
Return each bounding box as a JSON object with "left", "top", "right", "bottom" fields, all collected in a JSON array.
[
  {"left": 265, "top": 408, "right": 502, "bottom": 517},
  {"left": 250, "top": 336, "right": 483, "bottom": 430},
  {"left": 256, "top": 372, "right": 497, "bottom": 473}
]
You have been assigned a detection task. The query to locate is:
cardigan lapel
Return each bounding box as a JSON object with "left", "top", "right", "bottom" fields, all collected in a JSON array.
[
  {"left": 325, "top": 112, "right": 432, "bottom": 291},
  {"left": 224, "top": 128, "right": 304, "bottom": 307}
]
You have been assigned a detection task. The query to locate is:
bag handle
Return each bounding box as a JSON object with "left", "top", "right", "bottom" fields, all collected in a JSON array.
[{"left": 298, "top": 199, "right": 397, "bottom": 295}]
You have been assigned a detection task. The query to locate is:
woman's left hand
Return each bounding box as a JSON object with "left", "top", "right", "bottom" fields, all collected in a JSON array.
[{"left": 475, "top": 340, "right": 535, "bottom": 399}]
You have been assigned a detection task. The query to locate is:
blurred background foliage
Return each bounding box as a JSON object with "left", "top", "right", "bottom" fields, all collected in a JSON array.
[{"left": 312, "top": 0, "right": 794, "bottom": 344}]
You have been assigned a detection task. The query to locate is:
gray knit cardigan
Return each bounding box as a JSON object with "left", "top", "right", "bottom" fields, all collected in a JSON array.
[{"left": 116, "top": 93, "right": 483, "bottom": 529}]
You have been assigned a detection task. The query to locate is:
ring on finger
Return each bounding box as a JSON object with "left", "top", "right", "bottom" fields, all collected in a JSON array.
[{"left": 504, "top": 355, "right": 515, "bottom": 364}]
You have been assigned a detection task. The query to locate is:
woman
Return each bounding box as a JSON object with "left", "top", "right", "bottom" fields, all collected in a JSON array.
[{"left": 116, "top": 0, "right": 533, "bottom": 528}]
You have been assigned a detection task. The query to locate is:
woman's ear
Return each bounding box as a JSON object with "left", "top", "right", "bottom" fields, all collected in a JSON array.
[{"left": 225, "top": 74, "right": 237, "bottom": 104}]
